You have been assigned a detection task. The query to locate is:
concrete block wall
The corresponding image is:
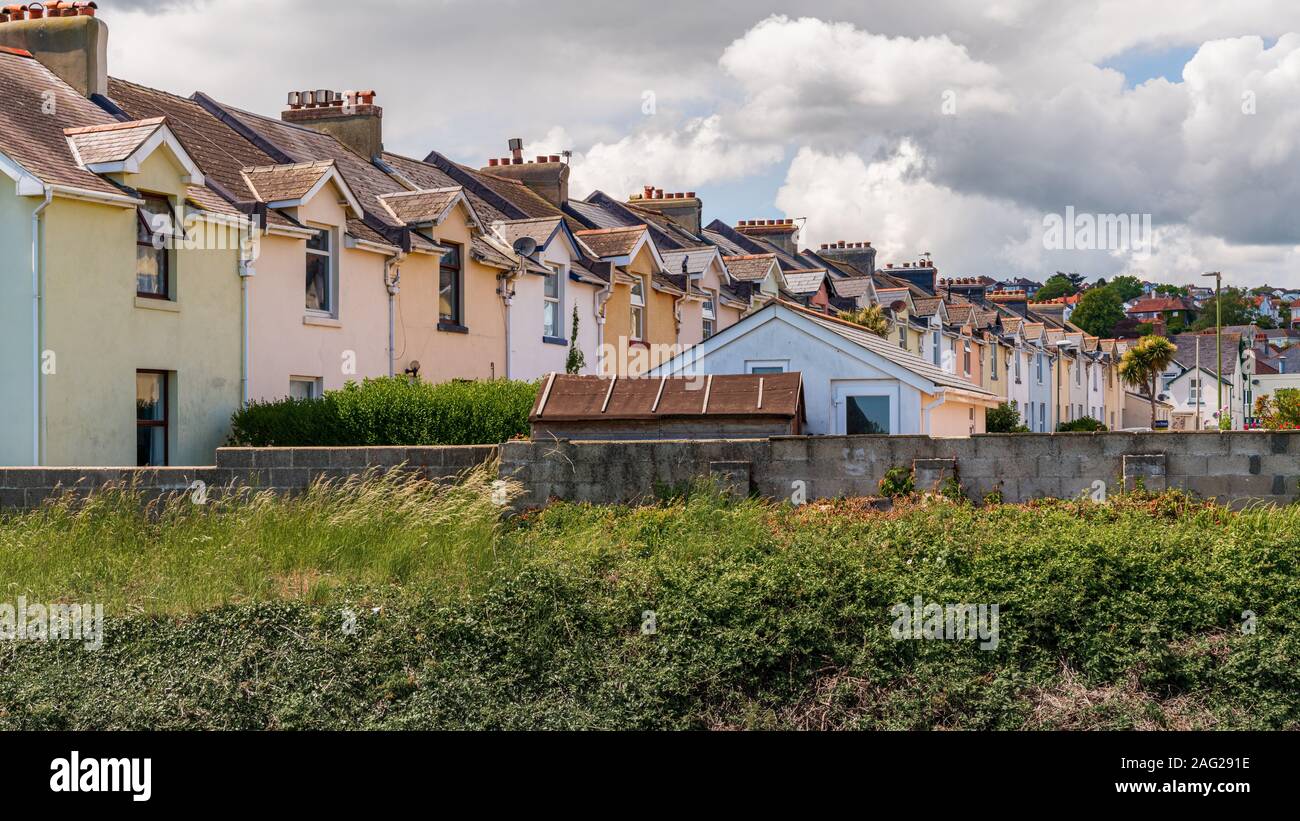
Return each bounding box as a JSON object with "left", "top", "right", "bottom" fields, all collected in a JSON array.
[
  {"left": 500, "top": 431, "right": 1300, "bottom": 509},
  {"left": 0, "top": 445, "right": 498, "bottom": 510}
]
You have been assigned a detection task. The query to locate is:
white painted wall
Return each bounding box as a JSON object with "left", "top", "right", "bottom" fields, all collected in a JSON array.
[
  {"left": 0, "top": 181, "right": 35, "bottom": 464},
  {"left": 510, "top": 237, "right": 600, "bottom": 380}
]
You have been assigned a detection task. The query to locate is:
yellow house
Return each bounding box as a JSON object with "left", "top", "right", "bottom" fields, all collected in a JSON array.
[
  {"left": 575, "top": 226, "right": 683, "bottom": 376},
  {"left": 1, "top": 43, "right": 247, "bottom": 466}
]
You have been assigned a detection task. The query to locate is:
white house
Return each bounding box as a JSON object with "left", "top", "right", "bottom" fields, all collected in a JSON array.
[{"left": 650, "top": 300, "right": 999, "bottom": 436}]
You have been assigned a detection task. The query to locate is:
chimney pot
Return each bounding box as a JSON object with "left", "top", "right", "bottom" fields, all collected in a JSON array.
[
  {"left": 549, "top": 155, "right": 560, "bottom": 163},
  {"left": 654, "top": 188, "right": 663, "bottom": 198},
  {"left": 686, "top": 191, "right": 695, "bottom": 198},
  {"left": 536, "top": 155, "right": 547, "bottom": 163},
  {"left": 508, "top": 137, "right": 524, "bottom": 161},
  {"left": 644, "top": 186, "right": 654, "bottom": 198},
  {"left": 488, "top": 158, "right": 499, "bottom": 167}
]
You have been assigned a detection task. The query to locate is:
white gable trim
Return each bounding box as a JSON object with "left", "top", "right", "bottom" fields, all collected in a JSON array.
[
  {"left": 267, "top": 165, "right": 363, "bottom": 219},
  {"left": 78, "top": 125, "right": 205, "bottom": 186}
]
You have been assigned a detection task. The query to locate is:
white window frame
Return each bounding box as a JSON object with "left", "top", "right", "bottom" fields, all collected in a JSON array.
[
  {"left": 702, "top": 288, "right": 716, "bottom": 339},
  {"left": 746, "top": 359, "right": 789, "bottom": 374},
  {"left": 630, "top": 276, "right": 646, "bottom": 341},
  {"left": 289, "top": 376, "right": 324, "bottom": 400},
  {"left": 305, "top": 225, "right": 337, "bottom": 317},
  {"left": 543, "top": 263, "right": 563, "bottom": 340}
]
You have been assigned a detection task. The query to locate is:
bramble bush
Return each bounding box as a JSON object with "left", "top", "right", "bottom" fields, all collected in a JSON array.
[
  {"left": 1, "top": 482, "right": 1297, "bottom": 730},
  {"left": 229, "top": 377, "right": 539, "bottom": 446}
]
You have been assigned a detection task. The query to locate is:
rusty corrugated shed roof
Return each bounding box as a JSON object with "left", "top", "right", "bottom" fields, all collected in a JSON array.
[{"left": 531, "top": 372, "right": 804, "bottom": 422}]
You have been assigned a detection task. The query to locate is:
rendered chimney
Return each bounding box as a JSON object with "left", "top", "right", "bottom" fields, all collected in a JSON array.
[
  {"left": 628, "top": 186, "right": 704, "bottom": 234},
  {"left": 480, "top": 138, "right": 570, "bottom": 207},
  {"left": 281, "top": 88, "right": 384, "bottom": 160},
  {"left": 0, "top": 5, "right": 107, "bottom": 97},
  {"left": 817, "top": 238, "right": 877, "bottom": 276},
  {"left": 735, "top": 218, "right": 800, "bottom": 257}
]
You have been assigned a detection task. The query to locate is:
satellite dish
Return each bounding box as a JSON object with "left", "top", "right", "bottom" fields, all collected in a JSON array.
[{"left": 512, "top": 236, "right": 537, "bottom": 258}]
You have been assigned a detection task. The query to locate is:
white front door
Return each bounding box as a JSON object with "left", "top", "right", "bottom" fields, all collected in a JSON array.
[{"left": 831, "top": 381, "right": 900, "bottom": 435}]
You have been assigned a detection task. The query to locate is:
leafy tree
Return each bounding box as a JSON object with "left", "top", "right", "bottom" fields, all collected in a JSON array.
[
  {"left": 566, "top": 304, "right": 586, "bottom": 374},
  {"left": 1154, "top": 284, "right": 1189, "bottom": 297},
  {"left": 1107, "top": 275, "right": 1145, "bottom": 302},
  {"left": 987, "top": 402, "right": 1030, "bottom": 433},
  {"left": 1069, "top": 287, "right": 1125, "bottom": 337},
  {"left": 1254, "top": 390, "right": 1300, "bottom": 430},
  {"left": 1190, "top": 287, "right": 1254, "bottom": 331},
  {"left": 837, "top": 304, "right": 891, "bottom": 337},
  {"left": 1034, "top": 273, "right": 1079, "bottom": 301},
  {"left": 1118, "top": 335, "right": 1179, "bottom": 427}
]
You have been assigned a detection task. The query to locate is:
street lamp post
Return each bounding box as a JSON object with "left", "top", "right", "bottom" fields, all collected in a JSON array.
[{"left": 1201, "top": 271, "right": 1222, "bottom": 428}]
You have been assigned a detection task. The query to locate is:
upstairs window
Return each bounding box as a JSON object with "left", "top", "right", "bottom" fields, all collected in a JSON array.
[
  {"left": 1036, "top": 352, "right": 1043, "bottom": 383},
  {"left": 439, "top": 242, "right": 463, "bottom": 327},
  {"left": 543, "top": 264, "right": 561, "bottom": 339},
  {"left": 136, "top": 195, "right": 174, "bottom": 299},
  {"left": 963, "top": 340, "right": 971, "bottom": 375},
  {"left": 630, "top": 276, "right": 646, "bottom": 340},
  {"left": 702, "top": 290, "right": 716, "bottom": 339},
  {"left": 306, "top": 227, "right": 335, "bottom": 314},
  {"left": 897, "top": 322, "right": 907, "bottom": 349},
  {"left": 990, "top": 344, "right": 997, "bottom": 379}
]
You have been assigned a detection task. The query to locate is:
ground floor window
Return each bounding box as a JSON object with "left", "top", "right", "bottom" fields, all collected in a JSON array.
[
  {"left": 289, "top": 377, "right": 323, "bottom": 400},
  {"left": 846, "top": 395, "right": 891, "bottom": 435},
  {"left": 136, "top": 370, "right": 168, "bottom": 467}
]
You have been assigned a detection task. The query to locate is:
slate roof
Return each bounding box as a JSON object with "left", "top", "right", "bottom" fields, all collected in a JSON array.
[
  {"left": 376, "top": 187, "right": 463, "bottom": 226},
  {"left": 912, "top": 297, "right": 942, "bottom": 317},
  {"left": 783, "top": 302, "right": 996, "bottom": 396},
  {"left": 241, "top": 160, "right": 335, "bottom": 203},
  {"left": 574, "top": 225, "right": 648, "bottom": 259},
  {"left": 0, "top": 50, "right": 129, "bottom": 196},
  {"left": 64, "top": 117, "right": 165, "bottom": 165},
  {"left": 661, "top": 246, "right": 719, "bottom": 277},
  {"left": 828, "top": 276, "right": 874, "bottom": 299},
  {"left": 1171, "top": 332, "right": 1243, "bottom": 378},
  {"left": 494, "top": 216, "right": 564, "bottom": 250},
  {"left": 782, "top": 269, "right": 826, "bottom": 295},
  {"left": 722, "top": 254, "right": 777, "bottom": 282}
]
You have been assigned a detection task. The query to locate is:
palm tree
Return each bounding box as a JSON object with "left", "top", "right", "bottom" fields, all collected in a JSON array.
[
  {"left": 1118, "top": 334, "right": 1178, "bottom": 427},
  {"left": 837, "top": 304, "right": 891, "bottom": 338}
]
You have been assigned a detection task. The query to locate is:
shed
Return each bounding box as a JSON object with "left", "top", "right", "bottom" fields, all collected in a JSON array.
[{"left": 530, "top": 372, "right": 805, "bottom": 440}]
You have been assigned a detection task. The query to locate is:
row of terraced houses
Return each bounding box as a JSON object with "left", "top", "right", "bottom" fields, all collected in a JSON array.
[{"left": 0, "top": 7, "right": 1251, "bottom": 467}]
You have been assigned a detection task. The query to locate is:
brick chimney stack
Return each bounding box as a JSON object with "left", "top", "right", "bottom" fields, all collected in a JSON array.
[
  {"left": 816, "top": 240, "right": 876, "bottom": 276},
  {"left": 627, "top": 187, "right": 702, "bottom": 234},
  {"left": 735, "top": 218, "right": 799, "bottom": 257},
  {"left": 480, "top": 138, "right": 570, "bottom": 207},
  {"left": 282, "top": 89, "right": 384, "bottom": 160}
]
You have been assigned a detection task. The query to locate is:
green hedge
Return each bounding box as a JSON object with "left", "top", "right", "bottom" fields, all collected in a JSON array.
[
  {"left": 229, "top": 377, "right": 539, "bottom": 446},
  {"left": 1057, "top": 416, "right": 1108, "bottom": 432}
]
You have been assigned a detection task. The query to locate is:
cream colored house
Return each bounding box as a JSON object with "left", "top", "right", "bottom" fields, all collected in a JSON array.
[{"left": 1, "top": 35, "right": 248, "bottom": 466}]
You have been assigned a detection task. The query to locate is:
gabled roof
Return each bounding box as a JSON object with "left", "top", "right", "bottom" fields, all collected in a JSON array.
[
  {"left": 240, "top": 159, "right": 361, "bottom": 217},
  {"left": 782, "top": 268, "right": 826, "bottom": 295},
  {"left": 1171, "top": 332, "right": 1243, "bottom": 378},
  {"left": 655, "top": 300, "right": 997, "bottom": 402},
  {"left": 574, "top": 224, "right": 653, "bottom": 260},
  {"left": 376, "top": 186, "right": 475, "bottom": 228},
  {"left": 661, "top": 245, "right": 723, "bottom": 278},
  {"left": 828, "top": 276, "right": 875, "bottom": 300},
  {"left": 0, "top": 51, "right": 137, "bottom": 198},
  {"left": 722, "top": 253, "right": 780, "bottom": 282}
]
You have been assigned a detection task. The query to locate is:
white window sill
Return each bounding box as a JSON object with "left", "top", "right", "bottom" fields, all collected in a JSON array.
[
  {"left": 303, "top": 314, "right": 342, "bottom": 328},
  {"left": 136, "top": 296, "right": 180, "bottom": 312}
]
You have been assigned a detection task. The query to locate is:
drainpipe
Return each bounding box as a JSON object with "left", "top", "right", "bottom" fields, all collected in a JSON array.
[
  {"left": 238, "top": 218, "right": 257, "bottom": 405},
  {"left": 923, "top": 391, "right": 946, "bottom": 436},
  {"left": 384, "top": 251, "right": 405, "bottom": 378},
  {"left": 594, "top": 273, "right": 613, "bottom": 375},
  {"left": 31, "top": 187, "right": 53, "bottom": 466}
]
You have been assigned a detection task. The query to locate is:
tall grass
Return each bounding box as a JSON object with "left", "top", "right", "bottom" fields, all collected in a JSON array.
[{"left": 0, "top": 466, "right": 515, "bottom": 615}]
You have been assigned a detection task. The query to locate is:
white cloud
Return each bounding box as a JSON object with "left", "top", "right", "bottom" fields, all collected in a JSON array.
[{"left": 567, "top": 116, "right": 783, "bottom": 199}]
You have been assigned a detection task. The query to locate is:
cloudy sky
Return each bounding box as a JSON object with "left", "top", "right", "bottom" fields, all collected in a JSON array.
[{"left": 106, "top": 0, "right": 1300, "bottom": 286}]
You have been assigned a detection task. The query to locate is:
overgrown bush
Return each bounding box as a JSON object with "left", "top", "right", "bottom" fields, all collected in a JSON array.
[
  {"left": 1057, "top": 416, "right": 1107, "bottom": 432},
  {"left": 2, "top": 484, "right": 1299, "bottom": 730},
  {"left": 878, "top": 465, "right": 915, "bottom": 497},
  {"left": 229, "top": 377, "right": 539, "bottom": 446},
  {"left": 986, "top": 402, "right": 1030, "bottom": 433},
  {"left": 1254, "top": 389, "right": 1300, "bottom": 430}
]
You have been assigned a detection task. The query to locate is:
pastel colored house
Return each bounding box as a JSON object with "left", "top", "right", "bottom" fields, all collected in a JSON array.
[
  {"left": 652, "top": 300, "right": 999, "bottom": 436},
  {"left": 0, "top": 24, "right": 250, "bottom": 467}
]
